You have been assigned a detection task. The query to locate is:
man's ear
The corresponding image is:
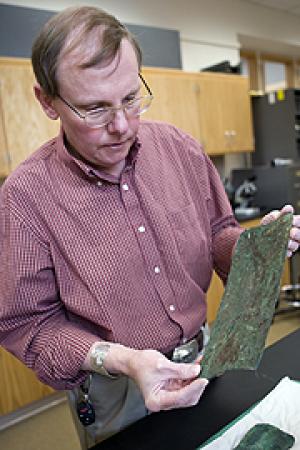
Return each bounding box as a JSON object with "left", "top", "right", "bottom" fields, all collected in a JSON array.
[{"left": 34, "top": 84, "right": 59, "bottom": 120}]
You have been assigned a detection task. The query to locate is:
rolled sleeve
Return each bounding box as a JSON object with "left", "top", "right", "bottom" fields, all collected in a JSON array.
[
  {"left": 0, "top": 203, "right": 98, "bottom": 390},
  {"left": 212, "top": 221, "right": 243, "bottom": 283}
]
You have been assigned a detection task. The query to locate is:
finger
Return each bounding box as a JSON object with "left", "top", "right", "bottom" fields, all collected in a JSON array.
[
  {"left": 290, "top": 226, "right": 300, "bottom": 243},
  {"left": 158, "top": 378, "right": 209, "bottom": 411},
  {"left": 287, "top": 239, "right": 299, "bottom": 254},
  {"left": 280, "top": 204, "right": 294, "bottom": 216},
  {"left": 261, "top": 205, "right": 294, "bottom": 226},
  {"left": 163, "top": 361, "right": 200, "bottom": 380},
  {"left": 292, "top": 215, "right": 300, "bottom": 227}
]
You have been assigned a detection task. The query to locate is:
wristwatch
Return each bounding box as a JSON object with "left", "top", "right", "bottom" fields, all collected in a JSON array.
[{"left": 90, "top": 343, "right": 117, "bottom": 378}]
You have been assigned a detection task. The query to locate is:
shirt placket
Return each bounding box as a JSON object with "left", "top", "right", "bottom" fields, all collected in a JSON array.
[{"left": 119, "top": 172, "right": 180, "bottom": 323}]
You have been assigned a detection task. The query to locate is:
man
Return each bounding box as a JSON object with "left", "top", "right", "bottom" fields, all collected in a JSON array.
[{"left": 0, "top": 6, "right": 299, "bottom": 445}]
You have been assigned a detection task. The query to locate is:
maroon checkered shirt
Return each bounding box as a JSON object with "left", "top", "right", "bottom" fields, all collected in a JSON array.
[{"left": 0, "top": 121, "right": 242, "bottom": 389}]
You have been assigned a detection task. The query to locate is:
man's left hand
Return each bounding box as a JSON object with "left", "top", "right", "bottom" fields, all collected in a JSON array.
[{"left": 260, "top": 204, "right": 300, "bottom": 257}]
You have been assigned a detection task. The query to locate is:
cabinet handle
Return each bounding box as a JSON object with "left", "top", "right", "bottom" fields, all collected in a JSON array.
[{"left": 193, "top": 84, "right": 200, "bottom": 94}]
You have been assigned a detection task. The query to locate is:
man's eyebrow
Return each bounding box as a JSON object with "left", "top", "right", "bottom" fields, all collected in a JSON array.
[{"left": 75, "top": 85, "right": 141, "bottom": 109}]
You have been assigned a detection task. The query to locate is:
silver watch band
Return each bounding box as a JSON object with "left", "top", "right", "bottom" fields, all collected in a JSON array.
[{"left": 90, "top": 343, "right": 117, "bottom": 378}]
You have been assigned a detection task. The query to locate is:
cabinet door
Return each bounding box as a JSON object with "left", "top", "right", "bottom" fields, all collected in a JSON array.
[
  {"left": 222, "top": 76, "right": 254, "bottom": 152},
  {"left": 0, "top": 58, "right": 59, "bottom": 173},
  {"left": 197, "top": 75, "right": 227, "bottom": 154},
  {"left": 197, "top": 73, "right": 254, "bottom": 155},
  {"left": 142, "top": 68, "right": 202, "bottom": 142},
  {"left": 0, "top": 87, "right": 10, "bottom": 177},
  {"left": 0, "top": 347, "right": 54, "bottom": 415}
]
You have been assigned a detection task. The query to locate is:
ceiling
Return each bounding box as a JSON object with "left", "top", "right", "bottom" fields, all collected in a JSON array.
[
  {"left": 240, "top": 0, "right": 300, "bottom": 16},
  {"left": 238, "top": 0, "right": 300, "bottom": 56}
]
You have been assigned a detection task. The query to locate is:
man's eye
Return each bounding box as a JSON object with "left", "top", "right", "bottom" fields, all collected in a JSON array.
[
  {"left": 124, "top": 96, "right": 137, "bottom": 104},
  {"left": 86, "top": 106, "right": 103, "bottom": 112},
  {"left": 87, "top": 107, "right": 106, "bottom": 116}
]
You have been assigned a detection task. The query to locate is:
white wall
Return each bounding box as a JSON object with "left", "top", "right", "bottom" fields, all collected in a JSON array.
[
  {"left": 2, "top": 0, "right": 300, "bottom": 72},
  {"left": 2, "top": 0, "right": 300, "bottom": 175}
]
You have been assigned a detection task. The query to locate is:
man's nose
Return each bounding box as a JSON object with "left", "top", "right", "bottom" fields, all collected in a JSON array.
[{"left": 107, "top": 108, "right": 129, "bottom": 134}]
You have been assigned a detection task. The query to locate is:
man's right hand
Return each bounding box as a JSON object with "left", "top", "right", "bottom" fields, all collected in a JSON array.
[
  {"left": 126, "top": 348, "right": 209, "bottom": 412},
  {"left": 84, "top": 343, "right": 209, "bottom": 412}
]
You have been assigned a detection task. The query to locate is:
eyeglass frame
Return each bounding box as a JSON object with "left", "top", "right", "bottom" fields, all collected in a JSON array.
[{"left": 56, "top": 73, "right": 153, "bottom": 128}]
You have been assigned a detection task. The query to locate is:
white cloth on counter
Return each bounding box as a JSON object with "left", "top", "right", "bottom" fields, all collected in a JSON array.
[{"left": 200, "top": 377, "right": 300, "bottom": 449}]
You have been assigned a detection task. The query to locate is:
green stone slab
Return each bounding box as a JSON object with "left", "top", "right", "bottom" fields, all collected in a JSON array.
[
  {"left": 233, "top": 423, "right": 295, "bottom": 449},
  {"left": 200, "top": 213, "right": 293, "bottom": 380}
]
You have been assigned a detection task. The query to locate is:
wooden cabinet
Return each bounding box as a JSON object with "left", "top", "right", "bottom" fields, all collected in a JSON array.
[
  {"left": 206, "top": 218, "right": 290, "bottom": 324},
  {"left": 0, "top": 60, "right": 254, "bottom": 176},
  {"left": 0, "top": 347, "right": 54, "bottom": 415},
  {"left": 197, "top": 73, "right": 254, "bottom": 155},
  {"left": 0, "top": 94, "right": 10, "bottom": 177},
  {"left": 142, "top": 67, "right": 254, "bottom": 155},
  {"left": 0, "top": 57, "right": 59, "bottom": 176},
  {"left": 0, "top": 61, "right": 58, "bottom": 416},
  {"left": 142, "top": 67, "right": 202, "bottom": 142}
]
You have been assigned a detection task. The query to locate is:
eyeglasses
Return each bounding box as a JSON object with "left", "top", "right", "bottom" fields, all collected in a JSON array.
[{"left": 57, "top": 73, "right": 153, "bottom": 129}]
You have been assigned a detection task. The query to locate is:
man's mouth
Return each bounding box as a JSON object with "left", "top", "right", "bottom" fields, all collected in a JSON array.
[{"left": 104, "top": 141, "right": 126, "bottom": 149}]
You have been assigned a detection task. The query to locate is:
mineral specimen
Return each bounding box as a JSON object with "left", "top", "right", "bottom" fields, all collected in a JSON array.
[
  {"left": 200, "top": 213, "right": 293, "bottom": 380},
  {"left": 233, "top": 423, "right": 295, "bottom": 449}
]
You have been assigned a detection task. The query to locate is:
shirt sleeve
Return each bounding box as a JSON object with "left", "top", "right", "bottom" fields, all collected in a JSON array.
[
  {"left": 162, "top": 124, "right": 243, "bottom": 285},
  {"left": 0, "top": 193, "right": 98, "bottom": 390},
  {"left": 203, "top": 153, "right": 243, "bottom": 283}
]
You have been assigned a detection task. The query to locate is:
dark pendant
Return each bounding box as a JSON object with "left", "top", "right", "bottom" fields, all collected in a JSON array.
[{"left": 76, "top": 399, "right": 96, "bottom": 426}]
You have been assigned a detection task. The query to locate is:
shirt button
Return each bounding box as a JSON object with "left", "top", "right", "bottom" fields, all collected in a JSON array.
[
  {"left": 154, "top": 266, "right": 160, "bottom": 274},
  {"left": 182, "top": 337, "right": 187, "bottom": 343},
  {"left": 169, "top": 304, "right": 176, "bottom": 312},
  {"left": 97, "top": 181, "right": 102, "bottom": 187},
  {"left": 122, "top": 183, "right": 129, "bottom": 191},
  {"left": 138, "top": 225, "right": 145, "bottom": 233}
]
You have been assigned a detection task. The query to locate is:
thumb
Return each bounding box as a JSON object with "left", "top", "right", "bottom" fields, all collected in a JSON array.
[
  {"left": 260, "top": 209, "right": 280, "bottom": 226},
  {"left": 261, "top": 205, "right": 294, "bottom": 226},
  {"left": 280, "top": 204, "right": 294, "bottom": 216}
]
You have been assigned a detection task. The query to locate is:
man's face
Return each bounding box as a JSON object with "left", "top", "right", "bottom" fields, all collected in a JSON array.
[{"left": 50, "top": 38, "right": 141, "bottom": 177}]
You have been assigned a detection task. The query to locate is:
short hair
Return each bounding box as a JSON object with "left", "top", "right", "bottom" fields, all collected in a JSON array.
[{"left": 31, "top": 6, "right": 142, "bottom": 98}]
